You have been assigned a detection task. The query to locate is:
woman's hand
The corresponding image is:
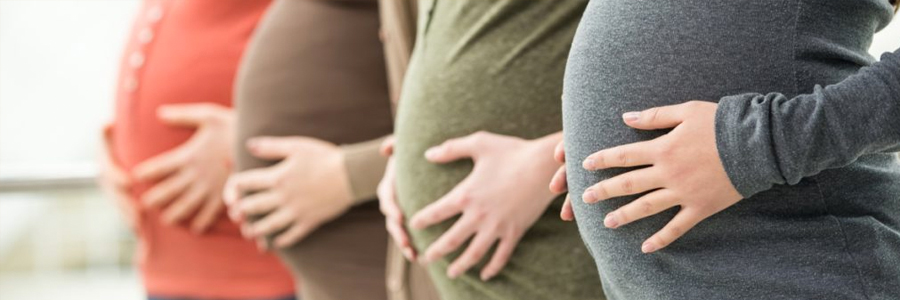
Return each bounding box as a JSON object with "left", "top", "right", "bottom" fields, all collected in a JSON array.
[
  {"left": 132, "top": 103, "right": 233, "bottom": 234},
  {"left": 376, "top": 137, "right": 418, "bottom": 260},
  {"left": 580, "top": 101, "right": 742, "bottom": 253},
  {"left": 223, "top": 136, "right": 353, "bottom": 249},
  {"left": 549, "top": 140, "right": 575, "bottom": 221},
  {"left": 411, "top": 131, "right": 563, "bottom": 281},
  {"left": 98, "top": 123, "right": 137, "bottom": 229}
]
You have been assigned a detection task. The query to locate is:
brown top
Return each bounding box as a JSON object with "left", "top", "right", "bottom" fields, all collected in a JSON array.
[
  {"left": 378, "top": 0, "right": 418, "bottom": 110},
  {"left": 233, "top": 0, "right": 393, "bottom": 203}
]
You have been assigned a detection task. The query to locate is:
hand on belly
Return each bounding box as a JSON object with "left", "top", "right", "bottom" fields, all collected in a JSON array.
[
  {"left": 132, "top": 103, "right": 234, "bottom": 233},
  {"left": 554, "top": 101, "right": 742, "bottom": 253},
  {"left": 406, "top": 131, "right": 563, "bottom": 281},
  {"left": 223, "top": 136, "right": 354, "bottom": 249}
]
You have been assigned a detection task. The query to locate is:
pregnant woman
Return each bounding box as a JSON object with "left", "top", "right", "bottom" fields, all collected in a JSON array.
[
  {"left": 562, "top": 0, "right": 900, "bottom": 299},
  {"left": 100, "top": 1, "right": 295, "bottom": 299},
  {"left": 223, "top": 0, "right": 393, "bottom": 299},
  {"left": 390, "top": 0, "right": 603, "bottom": 299}
]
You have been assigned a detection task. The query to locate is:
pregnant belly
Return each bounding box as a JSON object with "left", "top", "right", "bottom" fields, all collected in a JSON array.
[{"left": 559, "top": 1, "right": 892, "bottom": 299}]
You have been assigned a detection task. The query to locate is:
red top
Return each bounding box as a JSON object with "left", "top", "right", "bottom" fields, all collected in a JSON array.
[{"left": 111, "top": 0, "right": 294, "bottom": 298}]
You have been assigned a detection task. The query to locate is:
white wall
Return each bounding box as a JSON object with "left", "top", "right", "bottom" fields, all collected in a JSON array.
[{"left": 0, "top": 0, "right": 140, "bottom": 178}]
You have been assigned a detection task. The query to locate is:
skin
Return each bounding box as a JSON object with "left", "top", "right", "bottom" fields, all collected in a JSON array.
[
  {"left": 98, "top": 123, "right": 138, "bottom": 229},
  {"left": 377, "top": 137, "right": 417, "bottom": 259},
  {"left": 378, "top": 131, "right": 564, "bottom": 281},
  {"left": 115, "top": 103, "right": 233, "bottom": 233},
  {"left": 550, "top": 101, "right": 742, "bottom": 254},
  {"left": 222, "top": 136, "right": 353, "bottom": 249}
]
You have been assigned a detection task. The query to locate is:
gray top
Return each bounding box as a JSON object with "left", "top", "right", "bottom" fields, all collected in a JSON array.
[{"left": 563, "top": 0, "right": 899, "bottom": 299}]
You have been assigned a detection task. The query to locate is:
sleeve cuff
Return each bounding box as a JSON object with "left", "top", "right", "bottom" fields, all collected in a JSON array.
[
  {"left": 340, "top": 136, "right": 390, "bottom": 205},
  {"left": 714, "top": 93, "right": 783, "bottom": 198}
]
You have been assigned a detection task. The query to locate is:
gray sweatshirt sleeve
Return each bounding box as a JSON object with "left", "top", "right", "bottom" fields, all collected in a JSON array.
[{"left": 715, "top": 48, "right": 900, "bottom": 197}]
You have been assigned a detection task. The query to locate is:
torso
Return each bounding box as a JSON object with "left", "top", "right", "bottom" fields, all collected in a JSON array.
[
  {"left": 111, "top": 0, "right": 294, "bottom": 298},
  {"left": 231, "top": 1, "right": 393, "bottom": 299},
  {"left": 233, "top": 0, "right": 392, "bottom": 171},
  {"left": 562, "top": 1, "right": 900, "bottom": 299},
  {"left": 394, "top": 0, "right": 604, "bottom": 299}
]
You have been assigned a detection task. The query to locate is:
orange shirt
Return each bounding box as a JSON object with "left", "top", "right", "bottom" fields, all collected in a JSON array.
[{"left": 111, "top": 0, "right": 294, "bottom": 298}]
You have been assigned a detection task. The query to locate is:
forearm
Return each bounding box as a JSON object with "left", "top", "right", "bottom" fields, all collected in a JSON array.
[
  {"left": 340, "top": 135, "right": 390, "bottom": 205},
  {"left": 715, "top": 49, "right": 900, "bottom": 197}
]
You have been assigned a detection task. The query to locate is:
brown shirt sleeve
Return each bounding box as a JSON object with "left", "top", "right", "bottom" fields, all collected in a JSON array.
[
  {"left": 340, "top": 137, "right": 389, "bottom": 204},
  {"left": 340, "top": 0, "right": 418, "bottom": 205}
]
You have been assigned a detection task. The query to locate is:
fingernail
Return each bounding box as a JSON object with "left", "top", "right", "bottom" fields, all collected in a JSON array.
[
  {"left": 583, "top": 158, "right": 595, "bottom": 170},
  {"left": 604, "top": 213, "right": 619, "bottom": 228},
  {"left": 582, "top": 188, "right": 597, "bottom": 203},
  {"left": 623, "top": 112, "right": 640, "bottom": 122},
  {"left": 424, "top": 147, "right": 441, "bottom": 159},
  {"left": 158, "top": 106, "right": 173, "bottom": 118},
  {"left": 447, "top": 267, "right": 460, "bottom": 279},
  {"left": 403, "top": 248, "right": 414, "bottom": 260},
  {"left": 247, "top": 139, "right": 260, "bottom": 150},
  {"left": 481, "top": 272, "right": 494, "bottom": 281},
  {"left": 642, "top": 242, "right": 657, "bottom": 253}
]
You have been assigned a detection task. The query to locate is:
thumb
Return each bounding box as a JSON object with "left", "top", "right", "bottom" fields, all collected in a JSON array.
[
  {"left": 622, "top": 102, "right": 690, "bottom": 130},
  {"left": 380, "top": 136, "right": 395, "bottom": 157},
  {"left": 247, "top": 136, "right": 301, "bottom": 160},
  {"left": 158, "top": 103, "right": 230, "bottom": 127},
  {"left": 553, "top": 140, "right": 565, "bottom": 163},
  {"left": 424, "top": 132, "right": 486, "bottom": 163}
]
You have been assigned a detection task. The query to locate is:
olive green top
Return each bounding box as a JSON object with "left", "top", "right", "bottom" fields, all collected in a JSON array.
[{"left": 393, "top": 0, "right": 604, "bottom": 299}]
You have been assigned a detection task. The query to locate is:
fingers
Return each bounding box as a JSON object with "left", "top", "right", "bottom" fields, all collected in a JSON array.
[
  {"left": 447, "top": 231, "right": 497, "bottom": 279},
  {"left": 223, "top": 168, "right": 278, "bottom": 204},
  {"left": 422, "top": 214, "right": 478, "bottom": 263},
  {"left": 560, "top": 194, "right": 575, "bottom": 221},
  {"left": 480, "top": 232, "right": 523, "bottom": 281},
  {"left": 603, "top": 189, "right": 678, "bottom": 229},
  {"left": 548, "top": 165, "right": 567, "bottom": 194},
  {"left": 100, "top": 123, "right": 132, "bottom": 187},
  {"left": 191, "top": 195, "right": 224, "bottom": 234},
  {"left": 157, "top": 103, "right": 231, "bottom": 127},
  {"left": 247, "top": 208, "right": 294, "bottom": 239},
  {"left": 100, "top": 146, "right": 132, "bottom": 188},
  {"left": 386, "top": 218, "right": 416, "bottom": 260},
  {"left": 642, "top": 208, "right": 703, "bottom": 253},
  {"left": 425, "top": 132, "right": 490, "bottom": 163},
  {"left": 622, "top": 102, "right": 697, "bottom": 130},
  {"left": 409, "top": 186, "right": 467, "bottom": 230},
  {"left": 379, "top": 135, "right": 395, "bottom": 156},
  {"left": 132, "top": 149, "right": 187, "bottom": 182},
  {"left": 378, "top": 158, "right": 416, "bottom": 259},
  {"left": 107, "top": 186, "right": 138, "bottom": 228},
  {"left": 161, "top": 184, "right": 207, "bottom": 225},
  {"left": 582, "top": 140, "right": 656, "bottom": 171},
  {"left": 142, "top": 170, "right": 194, "bottom": 208},
  {"left": 274, "top": 222, "right": 317, "bottom": 248},
  {"left": 255, "top": 237, "right": 269, "bottom": 253},
  {"left": 246, "top": 137, "right": 301, "bottom": 160},
  {"left": 582, "top": 167, "right": 663, "bottom": 203},
  {"left": 553, "top": 140, "right": 565, "bottom": 163},
  {"left": 231, "top": 191, "right": 280, "bottom": 221}
]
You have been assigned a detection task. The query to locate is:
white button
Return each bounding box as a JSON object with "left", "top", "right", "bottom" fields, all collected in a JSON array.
[
  {"left": 124, "top": 77, "right": 138, "bottom": 92},
  {"left": 138, "top": 28, "right": 154, "bottom": 44},
  {"left": 129, "top": 52, "right": 145, "bottom": 68},
  {"left": 146, "top": 5, "right": 163, "bottom": 23}
]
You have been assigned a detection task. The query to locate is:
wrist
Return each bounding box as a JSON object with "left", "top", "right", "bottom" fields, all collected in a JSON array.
[
  {"left": 527, "top": 132, "right": 563, "bottom": 167},
  {"left": 330, "top": 148, "right": 355, "bottom": 208}
]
